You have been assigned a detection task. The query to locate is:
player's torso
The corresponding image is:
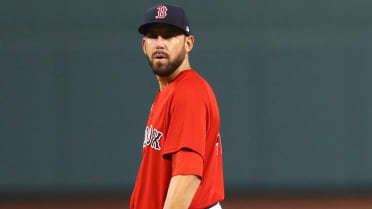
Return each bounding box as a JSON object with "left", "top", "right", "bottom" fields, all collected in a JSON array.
[{"left": 131, "top": 70, "right": 224, "bottom": 209}]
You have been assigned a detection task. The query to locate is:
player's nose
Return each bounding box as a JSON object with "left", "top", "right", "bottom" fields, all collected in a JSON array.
[{"left": 155, "top": 36, "right": 166, "bottom": 48}]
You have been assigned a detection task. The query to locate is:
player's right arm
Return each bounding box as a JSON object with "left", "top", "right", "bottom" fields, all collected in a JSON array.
[
  {"left": 163, "top": 174, "right": 201, "bottom": 209},
  {"left": 163, "top": 149, "right": 203, "bottom": 209}
]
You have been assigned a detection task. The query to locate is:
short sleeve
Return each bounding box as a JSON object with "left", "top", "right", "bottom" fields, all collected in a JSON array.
[
  {"left": 172, "top": 149, "right": 204, "bottom": 178},
  {"left": 162, "top": 84, "right": 207, "bottom": 159}
]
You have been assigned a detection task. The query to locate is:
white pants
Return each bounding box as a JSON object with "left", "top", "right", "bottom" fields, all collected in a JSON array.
[{"left": 208, "top": 202, "right": 222, "bottom": 209}]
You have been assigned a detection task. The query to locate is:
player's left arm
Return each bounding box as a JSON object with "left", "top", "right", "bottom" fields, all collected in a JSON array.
[{"left": 163, "top": 174, "right": 201, "bottom": 209}]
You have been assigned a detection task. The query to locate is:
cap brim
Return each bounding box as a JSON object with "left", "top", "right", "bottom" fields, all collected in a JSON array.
[
  {"left": 138, "top": 23, "right": 155, "bottom": 35},
  {"left": 138, "top": 22, "right": 190, "bottom": 36}
]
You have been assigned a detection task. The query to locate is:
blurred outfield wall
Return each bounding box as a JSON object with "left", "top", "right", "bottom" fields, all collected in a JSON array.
[{"left": 1, "top": 0, "right": 372, "bottom": 195}]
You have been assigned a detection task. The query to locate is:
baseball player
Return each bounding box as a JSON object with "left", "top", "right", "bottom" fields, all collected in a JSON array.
[{"left": 130, "top": 4, "right": 224, "bottom": 209}]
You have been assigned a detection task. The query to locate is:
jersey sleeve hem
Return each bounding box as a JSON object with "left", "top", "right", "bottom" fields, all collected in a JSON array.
[
  {"left": 162, "top": 145, "right": 205, "bottom": 161},
  {"left": 172, "top": 149, "right": 204, "bottom": 178}
]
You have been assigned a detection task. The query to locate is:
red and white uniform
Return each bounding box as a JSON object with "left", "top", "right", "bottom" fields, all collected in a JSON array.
[{"left": 130, "top": 69, "right": 224, "bottom": 209}]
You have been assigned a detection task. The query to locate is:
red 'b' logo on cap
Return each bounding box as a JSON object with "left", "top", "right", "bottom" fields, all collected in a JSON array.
[{"left": 155, "top": 6, "right": 168, "bottom": 19}]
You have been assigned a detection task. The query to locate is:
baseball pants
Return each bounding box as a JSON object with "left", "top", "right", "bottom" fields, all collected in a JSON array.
[{"left": 206, "top": 202, "right": 222, "bottom": 209}]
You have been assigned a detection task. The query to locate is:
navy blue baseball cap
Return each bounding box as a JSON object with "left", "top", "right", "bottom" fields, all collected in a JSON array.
[{"left": 138, "top": 4, "right": 191, "bottom": 36}]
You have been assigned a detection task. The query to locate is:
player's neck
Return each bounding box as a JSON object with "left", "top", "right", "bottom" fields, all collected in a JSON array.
[{"left": 157, "top": 58, "right": 191, "bottom": 92}]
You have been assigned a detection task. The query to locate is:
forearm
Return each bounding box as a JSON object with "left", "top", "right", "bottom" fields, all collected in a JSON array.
[{"left": 163, "top": 175, "right": 201, "bottom": 209}]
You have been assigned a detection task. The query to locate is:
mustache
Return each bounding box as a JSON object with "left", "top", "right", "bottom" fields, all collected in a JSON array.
[{"left": 152, "top": 51, "right": 169, "bottom": 58}]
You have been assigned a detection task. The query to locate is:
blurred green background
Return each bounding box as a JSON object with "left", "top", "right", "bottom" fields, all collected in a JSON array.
[{"left": 1, "top": 0, "right": 372, "bottom": 197}]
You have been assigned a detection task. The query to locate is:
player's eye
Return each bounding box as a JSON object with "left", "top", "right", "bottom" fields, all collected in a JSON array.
[
  {"left": 162, "top": 34, "right": 173, "bottom": 39},
  {"left": 163, "top": 32, "right": 182, "bottom": 39},
  {"left": 145, "top": 33, "right": 158, "bottom": 39},
  {"left": 145, "top": 32, "right": 180, "bottom": 40}
]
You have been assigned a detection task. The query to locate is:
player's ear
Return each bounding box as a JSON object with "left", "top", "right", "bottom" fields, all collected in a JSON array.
[
  {"left": 142, "top": 37, "right": 147, "bottom": 55},
  {"left": 185, "top": 35, "right": 194, "bottom": 53}
]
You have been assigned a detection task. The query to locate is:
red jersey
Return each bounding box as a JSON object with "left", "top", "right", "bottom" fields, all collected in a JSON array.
[{"left": 130, "top": 69, "right": 224, "bottom": 209}]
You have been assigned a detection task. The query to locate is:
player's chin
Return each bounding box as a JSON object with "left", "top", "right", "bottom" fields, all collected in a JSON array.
[
  {"left": 152, "top": 67, "right": 174, "bottom": 77},
  {"left": 153, "top": 60, "right": 167, "bottom": 68}
]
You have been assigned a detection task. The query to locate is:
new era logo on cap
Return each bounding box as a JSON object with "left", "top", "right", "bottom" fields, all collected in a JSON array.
[
  {"left": 155, "top": 6, "right": 168, "bottom": 19},
  {"left": 138, "top": 3, "right": 191, "bottom": 36}
]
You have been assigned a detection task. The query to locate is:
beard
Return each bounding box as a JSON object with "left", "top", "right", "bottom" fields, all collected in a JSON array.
[{"left": 146, "top": 47, "right": 186, "bottom": 77}]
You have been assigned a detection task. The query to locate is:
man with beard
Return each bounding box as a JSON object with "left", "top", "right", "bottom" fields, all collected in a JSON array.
[{"left": 130, "top": 4, "right": 224, "bottom": 209}]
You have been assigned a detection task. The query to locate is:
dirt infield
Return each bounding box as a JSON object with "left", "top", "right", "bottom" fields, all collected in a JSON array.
[{"left": 1, "top": 194, "right": 372, "bottom": 209}]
